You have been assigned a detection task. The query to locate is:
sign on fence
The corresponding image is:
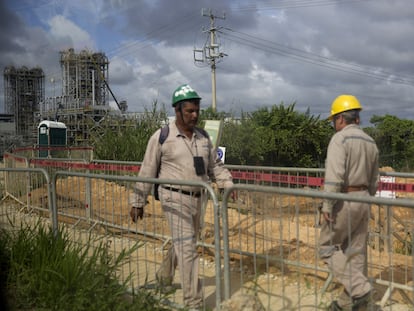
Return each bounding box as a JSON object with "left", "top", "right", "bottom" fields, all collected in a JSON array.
[{"left": 376, "top": 176, "right": 396, "bottom": 198}]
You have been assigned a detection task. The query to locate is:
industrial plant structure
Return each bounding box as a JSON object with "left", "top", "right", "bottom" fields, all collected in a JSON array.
[
  {"left": 1, "top": 48, "right": 130, "bottom": 155},
  {"left": 39, "top": 48, "right": 126, "bottom": 145},
  {"left": 3, "top": 66, "right": 45, "bottom": 142}
]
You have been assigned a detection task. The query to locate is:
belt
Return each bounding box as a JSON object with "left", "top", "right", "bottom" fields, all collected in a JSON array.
[
  {"left": 342, "top": 185, "right": 368, "bottom": 193},
  {"left": 162, "top": 186, "right": 201, "bottom": 198}
]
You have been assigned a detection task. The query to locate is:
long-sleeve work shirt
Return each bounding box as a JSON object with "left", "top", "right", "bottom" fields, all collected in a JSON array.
[
  {"left": 130, "top": 121, "right": 233, "bottom": 207},
  {"left": 322, "top": 124, "right": 379, "bottom": 214}
]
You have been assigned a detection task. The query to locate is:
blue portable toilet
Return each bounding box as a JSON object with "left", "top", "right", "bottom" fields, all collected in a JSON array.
[{"left": 38, "top": 120, "right": 67, "bottom": 157}]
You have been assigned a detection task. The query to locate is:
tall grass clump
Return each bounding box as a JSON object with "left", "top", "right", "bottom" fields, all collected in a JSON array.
[{"left": 0, "top": 221, "right": 168, "bottom": 311}]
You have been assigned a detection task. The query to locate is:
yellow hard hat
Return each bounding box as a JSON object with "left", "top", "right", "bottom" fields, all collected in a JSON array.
[{"left": 329, "top": 94, "right": 362, "bottom": 119}]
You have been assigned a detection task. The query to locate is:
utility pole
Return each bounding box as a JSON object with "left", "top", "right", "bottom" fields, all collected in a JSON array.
[{"left": 194, "top": 8, "right": 226, "bottom": 112}]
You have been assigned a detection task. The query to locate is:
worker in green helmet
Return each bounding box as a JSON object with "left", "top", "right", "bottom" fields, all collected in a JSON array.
[
  {"left": 129, "top": 84, "right": 233, "bottom": 310},
  {"left": 319, "top": 95, "right": 380, "bottom": 311}
]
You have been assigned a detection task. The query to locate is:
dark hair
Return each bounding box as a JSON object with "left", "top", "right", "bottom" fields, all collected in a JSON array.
[
  {"left": 341, "top": 109, "right": 360, "bottom": 124},
  {"left": 175, "top": 99, "right": 200, "bottom": 111}
]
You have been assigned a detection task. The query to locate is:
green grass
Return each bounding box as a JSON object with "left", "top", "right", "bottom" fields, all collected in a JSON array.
[{"left": 0, "top": 220, "right": 169, "bottom": 311}]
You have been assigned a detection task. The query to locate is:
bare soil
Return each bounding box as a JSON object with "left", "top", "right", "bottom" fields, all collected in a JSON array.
[{"left": 12, "top": 174, "right": 414, "bottom": 309}]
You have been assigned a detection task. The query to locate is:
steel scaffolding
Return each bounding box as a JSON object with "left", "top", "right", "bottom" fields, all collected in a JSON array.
[
  {"left": 60, "top": 48, "right": 109, "bottom": 107},
  {"left": 3, "top": 66, "right": 44, "bottom": 141},
  {"left": 39, "top": 49, "right": 112, "bottom": 145}
]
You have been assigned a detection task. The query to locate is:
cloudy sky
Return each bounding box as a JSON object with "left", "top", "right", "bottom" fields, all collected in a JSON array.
[{"left": 1, "top": 0, "right": 414, "bottom": 124}]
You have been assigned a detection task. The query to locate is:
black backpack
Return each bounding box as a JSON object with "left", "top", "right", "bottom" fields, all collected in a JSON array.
[{"left": 153, "top": 125, "right": 209, "bottom": 200}]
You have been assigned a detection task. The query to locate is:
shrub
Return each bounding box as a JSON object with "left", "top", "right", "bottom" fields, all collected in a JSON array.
[{"left": 0, "top": 221, "right": 168, "bottom": 311}]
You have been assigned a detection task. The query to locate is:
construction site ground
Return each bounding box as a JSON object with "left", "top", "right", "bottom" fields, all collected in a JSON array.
[{"left": 1, "top": 173, "right": 413, "bottom": 310}]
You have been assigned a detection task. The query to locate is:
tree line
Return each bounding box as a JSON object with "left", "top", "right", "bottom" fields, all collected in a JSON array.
[{"left": 91, "top": 102, "right": 414, "bottom": 172}]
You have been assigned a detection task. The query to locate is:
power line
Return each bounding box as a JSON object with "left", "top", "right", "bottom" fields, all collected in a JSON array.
[
  {"left": 13, "top": 1, "right": 412, "bottom": 99},
  {"left": 194, "top": 9, "right": 227, "bottom": 112},
  {"left": 230, "top": 0, "right": 375, "bottom": 12},
  {"left": 106, "top": 12, "right": 199, "bottom": 59},
  {"left": 219, "top": 28, "right": 414, "bottom": 86},
  {"left": 7, "top": 0, "right": 54, "bottom": 12},
  {"left": 43, "top": 12, "right": 200, "bottom": 84}
]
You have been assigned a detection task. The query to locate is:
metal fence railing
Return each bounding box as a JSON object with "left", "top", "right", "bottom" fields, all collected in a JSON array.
[
  {"left": 1, "top": 152, "right": 414, "bottom": 310},
  {"left": 221, "top": 185, "right": 414, "bottom": 310}
]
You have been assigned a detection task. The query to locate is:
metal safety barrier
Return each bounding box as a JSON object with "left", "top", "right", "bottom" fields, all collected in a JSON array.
[
  {"left": 0, "top": 168, "right": 224, "bottom": 310},
  {"left": 0, "top": 167, "right": 57, "bottom": 235},
  {"left": 221, "top": 185, "right": 414, "bottom": 310},
  {"left": 2, "top": 153, "right": 414, "bottom": 310}
]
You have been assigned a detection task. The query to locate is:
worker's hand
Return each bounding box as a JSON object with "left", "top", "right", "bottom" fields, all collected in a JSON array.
[
  {"left": 130, "top": 206, "right": 144, "bottom": 222},
  {"left": 230, "top": 191, "right": 237, "bottom": 202},
  {"left": 219, "top": 188, "right": 237, "bottom": 203},
  {"left": 323, "top": 212, "right": 334, "bottom": 223}
]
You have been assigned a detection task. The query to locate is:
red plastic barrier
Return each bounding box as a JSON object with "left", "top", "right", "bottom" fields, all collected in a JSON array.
[{"left": 4, "top": 153, "right": 413, "bottom": 193}]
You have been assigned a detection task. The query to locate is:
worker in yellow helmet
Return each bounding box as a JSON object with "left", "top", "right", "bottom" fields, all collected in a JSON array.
[
  {"left": 329, "top": 94, "right": 362, "bottom": 123},
  {"left": 319, "top": 95, "right": 380, "bottom": 310}
]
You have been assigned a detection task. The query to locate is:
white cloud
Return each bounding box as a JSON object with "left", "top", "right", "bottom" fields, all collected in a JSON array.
[
  {"left": 47, "top": 15, "right": 95, "bottom": 51},
  {"left": 109, "top": 56, "right": 134, "bottom": 84},
  {"left": 2, "top": 0, "right": 413, "bottom": 122}
]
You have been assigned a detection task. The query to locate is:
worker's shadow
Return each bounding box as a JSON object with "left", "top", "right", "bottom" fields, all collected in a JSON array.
[{"left": 202, "top": 275, "right": 223, "bottom": 308}]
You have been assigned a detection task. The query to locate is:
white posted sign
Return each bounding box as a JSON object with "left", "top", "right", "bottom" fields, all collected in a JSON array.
[
  {"left": 375, "top": 176, "right": 396, "bottom": 199},
  {"left": 217, "top": 146, "right": 226, "bottom": 163}
]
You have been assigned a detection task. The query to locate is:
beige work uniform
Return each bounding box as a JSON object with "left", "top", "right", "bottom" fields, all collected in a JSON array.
[
  {"left": 319, "top": 124, "right": 379, "bottom": 308},
  {"left": 130, "top": 121, "right": 233, "bottom": 308}
]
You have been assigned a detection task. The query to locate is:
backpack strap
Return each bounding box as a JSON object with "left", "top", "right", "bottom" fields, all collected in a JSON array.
[
  {"left": 155, "top": 125, "right": 211, "bottom": 199},
  {"left": 154, "top": 125, "right": 169, "bottom": 200},
  {"left": 159, "top": 125, "right": 169, "bottom": 145},
  {"left": 195, "top": 127, "right": 209, "bottom": 139},
  {"left": 159, "top": 125, "right": 208, "bottom": 144}
]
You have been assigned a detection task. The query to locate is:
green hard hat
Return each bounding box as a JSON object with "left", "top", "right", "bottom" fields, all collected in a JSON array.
[{"left": 172, "top": 84, "right": 201, "bottom": 107}]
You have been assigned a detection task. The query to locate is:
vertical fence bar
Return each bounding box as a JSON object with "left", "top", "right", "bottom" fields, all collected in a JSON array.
[{"left": 3, "top": 153, "right": 414, "bottom": 310}]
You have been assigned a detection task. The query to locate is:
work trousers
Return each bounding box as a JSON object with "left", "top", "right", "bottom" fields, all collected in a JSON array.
[
  {"left": 319, "top": 197, "right": 372, "bottom": 308},
  {"left": 157, "top": 188, "right": 204, "bottom": 308}
]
